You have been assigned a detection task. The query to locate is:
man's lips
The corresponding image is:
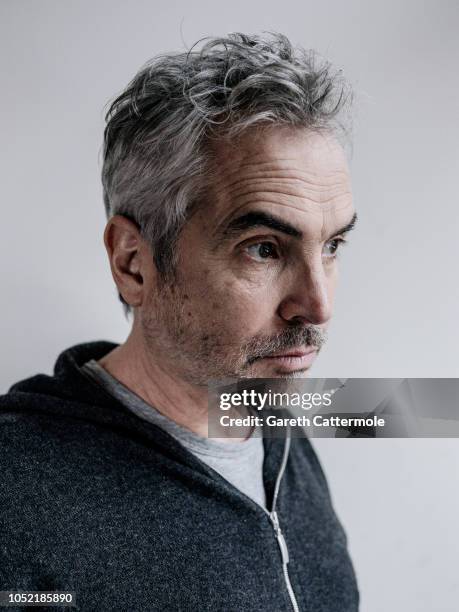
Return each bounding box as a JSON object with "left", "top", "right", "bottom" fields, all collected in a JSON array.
[
  {"left": 259, "top": 347, "right": 318, "bottom": 371},
  {"left": 267, "top": 347, "right": 317, "bottom": 358}
]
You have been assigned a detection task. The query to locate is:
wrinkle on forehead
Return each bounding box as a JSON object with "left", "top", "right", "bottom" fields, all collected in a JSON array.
[
  {"left": 216, "top": 159, "right": 350, "bottom": 187},
  {"left": 210, "top": 167, "right": 353, "bottom": 229},
  {"left": 207, "top": 128, "right": 352, "bottom": 224},
  {"left": 217, "top": 169, "right": 350, "bottom": 198},
  {"left": 211, "top": 126, "right": 349, "bottom": 174}
]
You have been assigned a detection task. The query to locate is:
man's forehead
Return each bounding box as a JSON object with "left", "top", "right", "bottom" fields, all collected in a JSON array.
[
  {"left": 205, "top": 126, "right": 353, "bottom": 236},
  {"left": 211, "top": 125, "right": 349, "bottom": 180}
]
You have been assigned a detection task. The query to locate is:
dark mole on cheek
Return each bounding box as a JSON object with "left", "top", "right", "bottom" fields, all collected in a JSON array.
[
  {"left": 183, "top": 294, "right": 189, "bottom": 300},
  {"left": 187, "top": 311, "right": 192, "bottom": 317}
]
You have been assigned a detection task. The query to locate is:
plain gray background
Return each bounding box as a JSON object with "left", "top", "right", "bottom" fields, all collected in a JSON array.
[{"left": 1, "top": 1, "right": 458, "bottom": 610}]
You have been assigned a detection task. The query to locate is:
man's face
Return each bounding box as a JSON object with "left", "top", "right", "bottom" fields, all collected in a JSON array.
[{"left": 141, "top": 127, "right": 355, "bottom": 385}]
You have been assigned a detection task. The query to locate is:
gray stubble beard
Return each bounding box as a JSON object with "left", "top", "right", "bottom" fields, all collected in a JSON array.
[{"left": 141, "top": 278, "right": 328, "bottom": 386}]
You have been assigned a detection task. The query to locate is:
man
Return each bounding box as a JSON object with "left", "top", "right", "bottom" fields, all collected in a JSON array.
[{"left": 1, "top": 33, "right": 359, "bottom": 610}]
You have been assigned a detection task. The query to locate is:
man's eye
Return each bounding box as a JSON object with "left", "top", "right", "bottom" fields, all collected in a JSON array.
[
  {"left": 246, "top": 242, "right": 279, "bottom": 261},
  {"left": 323, "top": 237, "right": 346, "bottom": 259}
]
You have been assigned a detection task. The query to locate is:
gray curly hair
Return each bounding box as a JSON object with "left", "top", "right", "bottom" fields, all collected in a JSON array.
[{"left": 102, "top": 32, "right": 351, "bottom": 308}]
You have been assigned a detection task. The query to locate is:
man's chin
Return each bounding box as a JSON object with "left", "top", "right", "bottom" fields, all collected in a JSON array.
[
  {"left": 249, "top": 362, "right": 312, "bottom": 379},
  {"left": 249, "top": 352, "right": 317, "bottom": 378},
  {"left": 262, "top": 368, "right": 310, "bottom": 379}
]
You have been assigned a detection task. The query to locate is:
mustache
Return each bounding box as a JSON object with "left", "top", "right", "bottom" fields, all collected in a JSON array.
[{"left": 243, "top": 325, "right": 328, "bottom": 364}]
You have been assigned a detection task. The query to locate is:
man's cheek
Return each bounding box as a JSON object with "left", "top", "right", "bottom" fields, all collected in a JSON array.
[
  {"left": 223, "top": 297, "right": 270, "bottom": 337},
  {"left": 190, "top": 274, "right": 273, "bottom": 329}
]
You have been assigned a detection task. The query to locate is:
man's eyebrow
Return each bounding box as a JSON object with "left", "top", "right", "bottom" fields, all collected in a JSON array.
[
  {"left": 333, "top": 212, "right": 358, "bottom": 237},
  {"left": 220, "top": 211, "right": 303, "bottom": 239},
  {"left": 218, "top": 210, "right": 358, "bottom": 241}
]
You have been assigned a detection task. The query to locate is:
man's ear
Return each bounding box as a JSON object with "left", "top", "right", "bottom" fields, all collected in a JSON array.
[{"left": 103, "top": 215, "right": 154, "bottom": 308}]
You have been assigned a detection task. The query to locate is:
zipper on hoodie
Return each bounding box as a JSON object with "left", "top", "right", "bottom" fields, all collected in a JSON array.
[{"left": 263, "top": 428, "right": 300, "bottom": 612}]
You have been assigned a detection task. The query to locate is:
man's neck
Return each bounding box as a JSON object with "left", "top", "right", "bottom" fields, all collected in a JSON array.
[{"left": 98, "top": 326, "right": 248, "bottom": 441}]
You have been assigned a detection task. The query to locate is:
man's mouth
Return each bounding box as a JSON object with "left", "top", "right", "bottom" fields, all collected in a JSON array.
[{"left": 259, "top": 347, "right": 318, "bottom": 371}]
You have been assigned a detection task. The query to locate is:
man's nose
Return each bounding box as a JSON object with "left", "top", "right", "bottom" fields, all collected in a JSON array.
[{"left": 277, "top": 263, "right": 333, "bottom": 326}]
